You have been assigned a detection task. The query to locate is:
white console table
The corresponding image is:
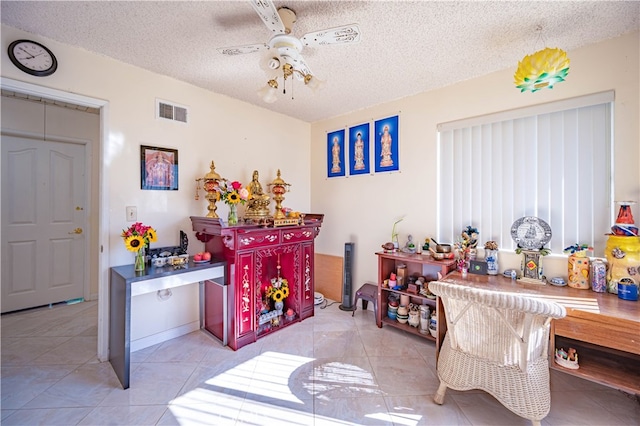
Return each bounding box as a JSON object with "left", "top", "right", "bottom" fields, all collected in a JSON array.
[{"left": 109, "top": 258, "right": 226, "bottom": 389}]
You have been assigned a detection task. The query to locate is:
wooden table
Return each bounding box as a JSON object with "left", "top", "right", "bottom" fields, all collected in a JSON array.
[
  {"left": 436, "top": 272, "right": 640, "bottom": 395},
  {"left": 109, "top": 258, "right": 226, "bottom": 389}
]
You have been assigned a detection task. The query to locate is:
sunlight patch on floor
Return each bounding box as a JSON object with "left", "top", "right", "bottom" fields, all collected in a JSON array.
[
  {"left": 169, "top": 351, "right": 315, "bottom": 424},
  {"left": 384, "top": 406, "right": 423, "bottom": 426},
  {"left": 313, "top": 361, "right": 383, "bottom": 396},
  {"left": 169, "top": 388, "right": 243, "bottom": 425}
]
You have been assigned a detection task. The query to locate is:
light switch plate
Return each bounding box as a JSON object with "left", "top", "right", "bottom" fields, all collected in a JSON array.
[{"left": 126, "top": 206, "right": 137, "bottom": 221}]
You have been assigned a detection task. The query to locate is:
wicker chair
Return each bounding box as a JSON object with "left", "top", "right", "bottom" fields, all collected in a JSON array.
[{"left": 429, "top": 280, "right": 566, "bottom": 426}]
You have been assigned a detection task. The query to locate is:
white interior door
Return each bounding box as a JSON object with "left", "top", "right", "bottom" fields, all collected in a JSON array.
[{"left": 1, "top": 136, "right": 87, "bottom": 313}]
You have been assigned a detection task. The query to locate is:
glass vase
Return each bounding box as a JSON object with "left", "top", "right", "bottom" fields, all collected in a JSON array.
[
  {"left": 134, "top": 249, "right": 145, "bottom": 272},
  {"left": 228, "top": 204, "right": 238, "bottom": 226}
]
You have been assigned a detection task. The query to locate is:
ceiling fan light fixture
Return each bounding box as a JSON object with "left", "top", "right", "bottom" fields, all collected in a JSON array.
[
  {"left": 282, "top": 63, "right": 294, "bottom": 80},
  {"left": 267, "top": 57, "right": 280, "bottom": 70},
  {"left": 258, "top": 79, "right": 279, "bottom": 103},
  {"left": 306, "top": 75, "right": 325, "bottom": 92}
]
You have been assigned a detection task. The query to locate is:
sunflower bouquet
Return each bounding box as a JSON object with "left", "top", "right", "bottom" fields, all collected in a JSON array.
[
  {"left": 121, "top": 222, "right": 157, "bottom": 252},
  {"left": 216, "top": 179, "right": 249, "bottom": 205},
  {"left": 264, "top": 277, "right": 290, "bottom": 305},
  {"left": 122, "top": 222, "right": 157, "bottom": 271}
]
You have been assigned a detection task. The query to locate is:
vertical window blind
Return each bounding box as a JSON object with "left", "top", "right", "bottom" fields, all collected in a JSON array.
[{"left": 437, "top": 91, "right": 613, "bottom": 256}]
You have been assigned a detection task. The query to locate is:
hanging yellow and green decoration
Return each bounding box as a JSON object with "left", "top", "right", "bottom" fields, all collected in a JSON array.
[{"left": 514, "top": 47, "right": 570, "bottom": 93}]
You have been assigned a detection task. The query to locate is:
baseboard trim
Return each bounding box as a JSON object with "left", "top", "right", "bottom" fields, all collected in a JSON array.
[{"left": 130, "top": 321, "right": 200, "bottom": 352}]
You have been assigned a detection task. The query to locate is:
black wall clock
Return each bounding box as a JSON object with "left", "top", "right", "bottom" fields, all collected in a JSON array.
[{"left": 8, "top": 39, "right": 58, "bottom": 77}]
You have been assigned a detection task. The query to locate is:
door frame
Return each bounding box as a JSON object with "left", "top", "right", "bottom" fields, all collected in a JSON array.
[{"left": 1, "top": 77, "right": 111, "bottom": 362}]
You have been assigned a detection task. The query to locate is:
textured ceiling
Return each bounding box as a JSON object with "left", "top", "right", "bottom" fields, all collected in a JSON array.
[{"left": 2, "top": 1, "right": 638, "bottom": 123}]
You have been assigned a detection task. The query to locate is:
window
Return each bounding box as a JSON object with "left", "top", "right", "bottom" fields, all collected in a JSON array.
[{"left": 437, "top": 91, "right": 613, "bottom": 256}]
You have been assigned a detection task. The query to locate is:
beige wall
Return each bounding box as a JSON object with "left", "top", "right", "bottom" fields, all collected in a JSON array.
[
  {"left": 2, "top": 24, "right": 638, "bottom": 310},
  {"left": 1, "top": 24, "right": 311, "bottom": 353},
  {"left": 310, "top": 32, "right": 640, "bottom": 290},
  {"left": 1, "top": 24, "right": 311, "bottom": 269}
]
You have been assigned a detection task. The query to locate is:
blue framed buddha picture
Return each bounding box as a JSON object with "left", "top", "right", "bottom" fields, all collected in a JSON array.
[
  {"left": 349, "top": 123, "right": 370, "bottom": 175},
  {"left": 374, "top": 115, "right": 399, "bottom": 173},
  {"left": 327, "top": 129, "right": 346, "bottom": 178}
]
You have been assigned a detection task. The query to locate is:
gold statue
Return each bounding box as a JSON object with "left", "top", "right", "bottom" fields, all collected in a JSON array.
[{"left": 245, "top": 170, "right": 271, "bottom": 220}]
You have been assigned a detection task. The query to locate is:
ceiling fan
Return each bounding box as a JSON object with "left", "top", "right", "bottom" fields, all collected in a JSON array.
[{"left": 217, "top": 0, "right": 361, "bottom": 103}]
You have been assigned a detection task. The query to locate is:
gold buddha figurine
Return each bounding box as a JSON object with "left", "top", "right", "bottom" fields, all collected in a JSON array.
[{"left": 245, "top": 170, "right": 271, "bottom": 220}]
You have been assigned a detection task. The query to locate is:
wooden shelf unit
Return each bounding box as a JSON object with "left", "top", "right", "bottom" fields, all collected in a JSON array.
[
  {"left": 380, "top": 288, "right": 437, "bottom": 340},
  {"left": 376, "top": 251, "right": 456, "bottom": 346}
]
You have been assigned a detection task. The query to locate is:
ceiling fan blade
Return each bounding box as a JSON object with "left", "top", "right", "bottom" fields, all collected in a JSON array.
[
  {"left": 248, "top": 0, "right": 285, "bottom": 34},
  {"left": 301, "top": 24, "right": 361, "bottom": 47},
  {"left": 217, "top": 43, "right": 269, "bottom": 56}
]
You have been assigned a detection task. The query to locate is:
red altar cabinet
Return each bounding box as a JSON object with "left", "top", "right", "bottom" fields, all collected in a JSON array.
[{"left": 190, "top": 214, "right": 323, "bottom": 350}]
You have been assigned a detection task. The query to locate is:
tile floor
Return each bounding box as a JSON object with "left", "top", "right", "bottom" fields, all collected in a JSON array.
[{"left": 1, "top": 299, "right": 639, "bottom": 425}]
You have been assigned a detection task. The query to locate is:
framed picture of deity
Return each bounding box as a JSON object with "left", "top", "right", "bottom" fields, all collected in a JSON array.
[
  {"left": 374, "top": 115, "right": 399, "bottom": 173},
  {"left": 348, "top": 123, "right": 370, "bottom": 175},
  {"left": 141, "top": 145, "right": 179, "bottom": 190},
  {"left": 327, "top": 129, "right": 346, "bottom": 178}
]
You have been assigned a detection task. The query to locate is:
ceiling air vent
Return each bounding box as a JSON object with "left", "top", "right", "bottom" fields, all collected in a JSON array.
[{"left": 156, "top": 99, "right": 188, "bottom": 124}]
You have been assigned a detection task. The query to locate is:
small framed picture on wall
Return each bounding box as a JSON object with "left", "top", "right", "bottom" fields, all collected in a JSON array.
[
  {"left": 374, "top": 115, "right": 399, "bottom": 173},
  {"left": 141, "top": 145, "right": 179, "bottom": 190},
  {"left": 349, "top": 123, "right": 370, "bottom": 175},
  {"left": 327, "top": 129, "right": 346, "bottom": 178}
]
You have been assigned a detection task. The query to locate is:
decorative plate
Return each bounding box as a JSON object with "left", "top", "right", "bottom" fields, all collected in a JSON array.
[
  {"left": 510, "top": 216, "right": 552, "bottom": 250},
  {"left": 193, "top": 259, "right": 210, "bottom": 264}
]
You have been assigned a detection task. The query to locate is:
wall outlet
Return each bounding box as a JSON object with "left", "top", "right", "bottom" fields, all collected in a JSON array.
[{"left": 126, "top": 206, "right": 137, "bottom": 222}]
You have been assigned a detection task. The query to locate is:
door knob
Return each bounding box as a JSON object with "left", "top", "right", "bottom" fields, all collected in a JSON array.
[{"left": 68, "top": 227, "right": 83, "bottom": 234}]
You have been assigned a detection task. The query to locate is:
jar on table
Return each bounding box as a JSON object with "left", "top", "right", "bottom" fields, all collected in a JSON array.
[
  {"left": 605, "top": 235, "right": 640, "bottom": 295},
  {"left": 568, "top": 251, "right": 590, "bottom": 290},
  {"left": 590, "top": 259, "right": 607, "bottom": 293},
  {"left": 485, "top": 249, "right": 499, "bottom": 275}
]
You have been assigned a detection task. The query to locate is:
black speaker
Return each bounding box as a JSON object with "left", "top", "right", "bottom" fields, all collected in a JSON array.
[{"left": 339, "top": 242, "right": 356, "bottom": 311}]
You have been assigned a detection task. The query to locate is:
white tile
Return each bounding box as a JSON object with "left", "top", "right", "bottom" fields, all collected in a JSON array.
[
  {"left": 1, "top": 365, "right": 77, "bottom": 409},
  {"left": 368, "top": 355, "right": 440, "bottom": 396},
  {"left": 159, "top": 396, "right": 243, "bottom": 425},
  {"left": 21, "top": 362, "right": 120, "bottom": 409},
  {"left": 1, "top": 410, "right": 16, "bottom": 421},
  {"left": 313, "top": 329, "right": 367, "bottom": 358},
  {"left": 2, "top": 297, "right": 639, "bottom": 426},
  {"left": 78, "top": 405, "right": 166, "bottom": 425},
  {"left": 384, "top": 394, "right": 472, "bottom": 425},
  {"left": 236, "top": 393, "right": 314, "bottom": 425},
  {"left": 312, "top": 356, "right": 383, "bottom": 399},
  {"left": 546, "top": 388, "right": 639, "bottom": 425},
  {"left": 314, "top": 395, "right": 392, "bottom": 425},
  {"left": 31, "top": 336, "right": 98, "bottom": 365},
  {"left": 1, "top": 336, "right": 72, "bottom": 365},
  {"left": 144, "top": 331, "right": 214, "bottom": 363},
  {"left": 1, "top": 407, "right": 93, "bottom": 425},
  {"left": 450, "top": 392, "right": 532, "bottom": 425},
  {"left": 99, "top": 362, "right": 198, "bottom": 406}
]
